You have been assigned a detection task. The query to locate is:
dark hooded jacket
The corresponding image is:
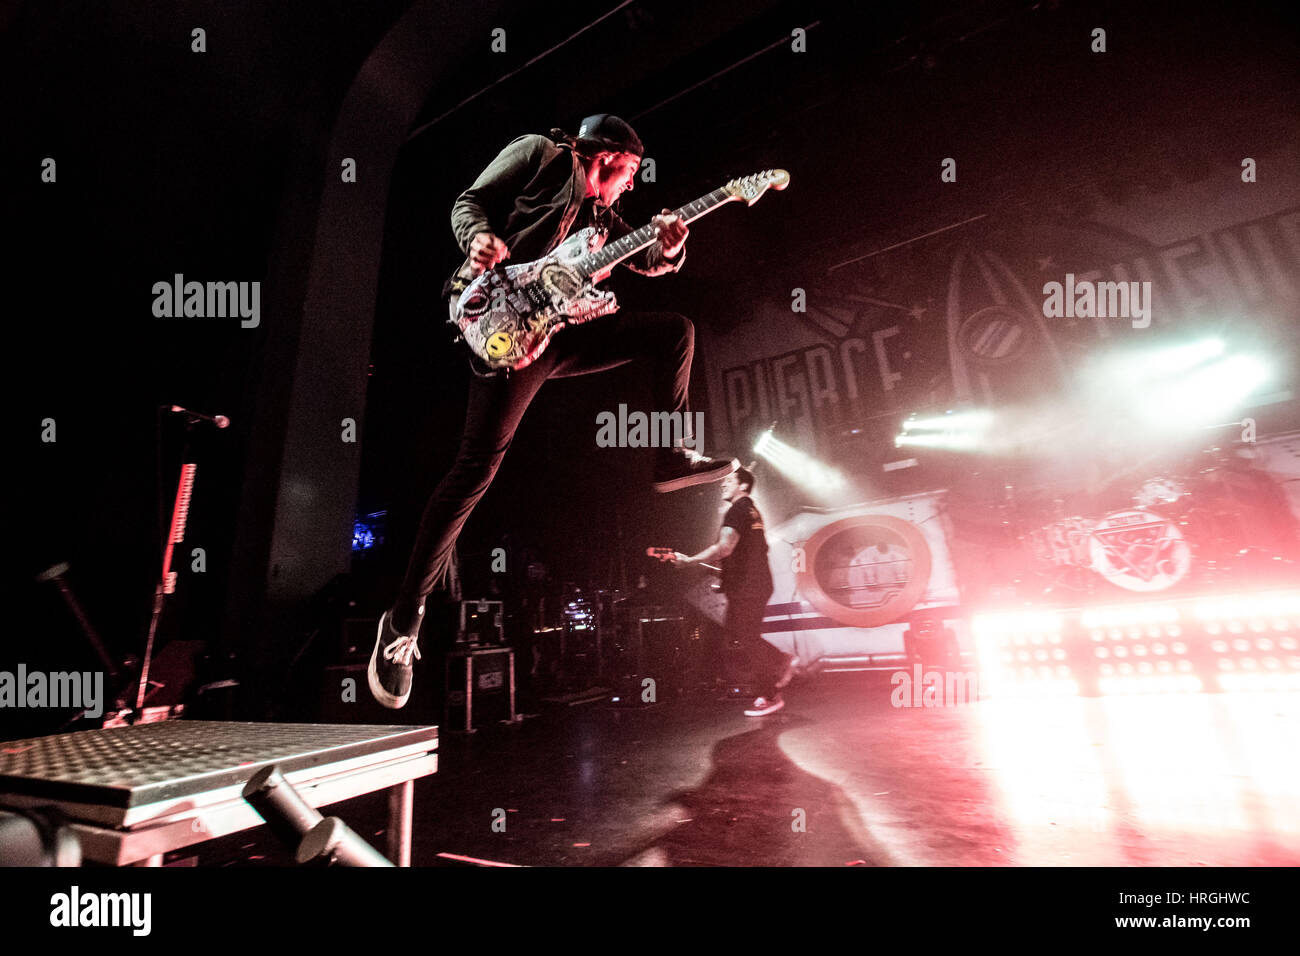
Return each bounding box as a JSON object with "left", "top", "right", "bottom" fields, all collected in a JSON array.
[{"left": 441, "top": 133, "right": 684, "bottom": 300}]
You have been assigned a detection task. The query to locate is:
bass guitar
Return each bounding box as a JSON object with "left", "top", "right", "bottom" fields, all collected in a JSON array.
[{"left": 646, "top": 546, "right": 720, "bottom": 574}]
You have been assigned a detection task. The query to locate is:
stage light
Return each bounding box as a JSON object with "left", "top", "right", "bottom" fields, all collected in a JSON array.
[
  {"left": 895, "top": 408, "right": 995, "bottom": 452},
  {"left": 351, "top": 510, "right": 387, "bottom": 552},
  {"left": 978, "top": 591, "right": 1300, "bottom": 700},
  {"left": 1137, "top": 354, "right": 1270, "bottom": 428},
  {"left": 894, "top": 431, "right": 985, "bottom": 450},
  {"left": 1094, "top": 337, "right": 1224, "bottom": 390},
  {"left": 1083, "top": 338, "right": 1276, "bottom": 437},
  {"left": 751, "top": 429, "right": 849, "bottom": 499},
  {"left": 903, "top": 409, "right": 995, "bottom": 432},
  {"left": 1132, "top": 337, "right": 1225, "bottom": 377}
]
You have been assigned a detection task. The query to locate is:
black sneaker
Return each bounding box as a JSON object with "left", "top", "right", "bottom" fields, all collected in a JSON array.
[
  {"left": 368, "top": 610, "right": 422, "bottom": 709},
  {"left": 652, "top": 448, "right": 738, "bottom": 493}
]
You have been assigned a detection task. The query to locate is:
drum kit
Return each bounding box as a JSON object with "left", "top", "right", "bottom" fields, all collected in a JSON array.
[{"left": 1017, "top": 443, "right": 1296, "bottom": 597}]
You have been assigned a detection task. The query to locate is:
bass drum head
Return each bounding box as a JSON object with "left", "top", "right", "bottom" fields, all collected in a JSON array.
[{"left": 1089, "top": 509, "right": 1192, "bottom": 592}]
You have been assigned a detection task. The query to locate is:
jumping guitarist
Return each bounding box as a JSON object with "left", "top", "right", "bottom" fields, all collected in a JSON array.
[
  {"left": 369, "top": 114, "right": 738, "bottom": 709},
  {"left": 668, "top": 467, "right": 794, "bottom": 716}
]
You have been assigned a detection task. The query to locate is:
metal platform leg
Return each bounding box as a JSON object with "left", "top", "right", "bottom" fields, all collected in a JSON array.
[{"left": 387, "top": 780, "right": 413, "bottom": 867}]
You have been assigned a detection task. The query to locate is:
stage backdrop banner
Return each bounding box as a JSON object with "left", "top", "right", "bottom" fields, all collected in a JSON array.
[
  {"left": 694, "top": 147, "right": 1300, "bottom": 659},
  {"left": 760, "top": 492, "right": 964, "bottom": 663},
  {"left": 699, "top": 151, "right": 1300, "bottom": 464}
]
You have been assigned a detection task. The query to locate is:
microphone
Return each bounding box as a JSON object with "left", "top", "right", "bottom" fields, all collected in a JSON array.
[{"left": 168, "top": 405, "right": 230, "bottom": 428}]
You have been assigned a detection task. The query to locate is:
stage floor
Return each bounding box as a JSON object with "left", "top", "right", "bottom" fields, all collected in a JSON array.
[{"left": 188, "top": 676, "right": 1300, "bottom": 867}]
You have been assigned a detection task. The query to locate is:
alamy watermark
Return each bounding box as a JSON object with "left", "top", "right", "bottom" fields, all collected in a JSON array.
[
  {"left": 890, "top": 664, "right": 982, "bottom": 707},
  {"left": 1043, "top": 273, "right": 1152, "bottom": 329},
  {"left": 50, "top": 886, "right": 151, "bottom": 936},
  {"left": 152, "top": 274, "right": 260, "bottom": 328},
  {"left": 1, "top": 664, "right": 104, "bottom": 719},
  {"left": 595, "top": 403, "right": 704, "bottom": 450}
]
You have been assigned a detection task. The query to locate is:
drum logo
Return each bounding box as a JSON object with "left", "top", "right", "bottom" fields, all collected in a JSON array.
[
  {"left": 1089, "top": 510, "right": 1192, "bottom": 592},
  {"left": 796, "top": 515, "right": 934, "bottom": 628}
]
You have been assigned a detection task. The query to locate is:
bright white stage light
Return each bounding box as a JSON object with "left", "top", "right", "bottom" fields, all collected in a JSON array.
[
  {"left": 895, "top": 431, "right": 985, "bottom": 451},
  {"left": 1138, "top": 354, "right": 1270, "bottom": 427},
  {"left": 751, "top": 430, "right": 849, "bottom": 498},
  {"left": 894, "top": 408, "right": 995, "bottom": 452},
  {"left": 1126, "top": 337, "right": 1225, "bottom": 378},
  {"left": 902, "top": 409, "right": 995, "bottom": 432}
]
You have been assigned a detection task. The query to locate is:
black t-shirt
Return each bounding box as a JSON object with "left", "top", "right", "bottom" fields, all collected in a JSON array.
[{"left": 719, "top": 496, "right": 773, "bottom": 597}]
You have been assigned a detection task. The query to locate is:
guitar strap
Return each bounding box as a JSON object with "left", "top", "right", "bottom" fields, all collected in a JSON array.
[
  {"left": 445, "top": 142, "right": 586, "bottom": 311},
  {"left": 445, "top": 291, "right": 503, "bottom": 379},
  {"left": 548, "top": 145, "right": 587, "bottom": 254}
]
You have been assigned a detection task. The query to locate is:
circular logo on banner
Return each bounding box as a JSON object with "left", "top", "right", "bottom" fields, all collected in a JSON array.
[
  {"left": 485, "top": 331, "right": 513, "bottom": 358},
  {"left": 1089, "top": 509, "right": 1192, "bottom": 592},
  {"left": 958, "top": 305, "right": 1029, "bottom": 363},
  {"left": 796, "top": 515, "right": 933, "bottom": 628}
]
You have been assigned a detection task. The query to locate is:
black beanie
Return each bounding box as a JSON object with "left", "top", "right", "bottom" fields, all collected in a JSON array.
[{"left": 576, "top": 113, "right": 644, "bottom": 158}]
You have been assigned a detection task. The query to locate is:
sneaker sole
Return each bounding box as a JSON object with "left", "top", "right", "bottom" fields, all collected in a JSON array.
[
  {"left": 652, "top": 458, "right": 739, "bottom": 493},
  {"left": 367, "top": 613, "right": 410, "bottom": 710},
  {"left": 744, "top": 700, "right": 785, "bottom": 717}
]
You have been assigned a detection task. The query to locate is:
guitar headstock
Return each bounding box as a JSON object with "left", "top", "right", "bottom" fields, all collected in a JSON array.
[{"left": 723, "top": 169, "right": 790, "bottom": 206}]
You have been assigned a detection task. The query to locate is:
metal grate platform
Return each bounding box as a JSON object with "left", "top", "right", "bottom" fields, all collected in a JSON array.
[
  {"left": 0, "top": 721, "right": 436, "bottom": 812},
  {"left": 0, "top": 721, "right": 438, "bottom": 864}
]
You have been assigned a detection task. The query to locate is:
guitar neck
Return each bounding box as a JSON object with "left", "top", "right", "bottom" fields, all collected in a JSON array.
[{"left": 576, "top": 187, "right": 735, "bottom": 276}]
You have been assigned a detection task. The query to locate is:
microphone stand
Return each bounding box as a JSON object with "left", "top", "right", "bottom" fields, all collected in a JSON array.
[
  {"left": 36, "top": 563, "right": 119, "bottom": 683},
  {"left": 34, "top": 562, "right": 137, "bottom": 729},
  {"left": 134, "top": 414, "right": 203, "bottom": 718}
]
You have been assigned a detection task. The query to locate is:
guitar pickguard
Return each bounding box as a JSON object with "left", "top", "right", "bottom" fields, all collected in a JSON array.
[{"left": 451, "top": 226, "right": 619, "bottom": 371}]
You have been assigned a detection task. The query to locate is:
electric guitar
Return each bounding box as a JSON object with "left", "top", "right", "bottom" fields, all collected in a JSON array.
[
  {"left": 646, "top": 546, "right": 720, "bottom": 574},
  {"left": 647, "top": 546, "right": 726, "bottom": 624},
  {"left": 449, "top": 169, "right": 790, "bottom": 372}
]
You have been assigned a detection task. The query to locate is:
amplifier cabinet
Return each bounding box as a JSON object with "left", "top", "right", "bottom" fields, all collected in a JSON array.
[{"left": 445, "top": 646, "right": 517, "bottom": 733}]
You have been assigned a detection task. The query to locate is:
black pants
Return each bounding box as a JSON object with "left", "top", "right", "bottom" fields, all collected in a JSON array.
[
  {"left": 393, "top": 310, "right": 695, "bottom": 628},
  {"left": 724, "top": 587, "right": 784, "bottom": 698}
]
